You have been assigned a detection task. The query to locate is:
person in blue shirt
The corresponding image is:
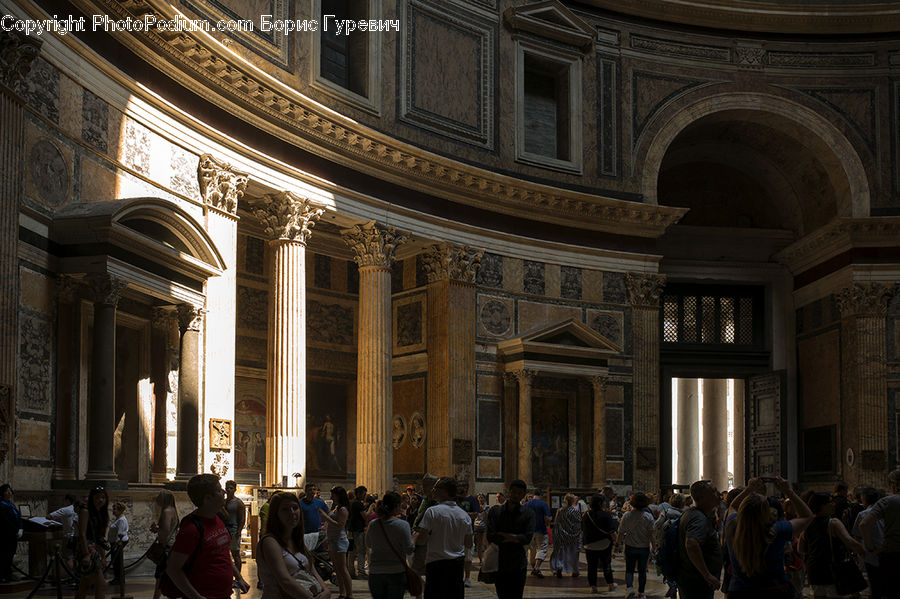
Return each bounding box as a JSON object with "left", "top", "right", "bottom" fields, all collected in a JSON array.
[
  {"left": 524, "top": 489, "right": 551, "bottom": 578},
  {"left": 300, "top": 483, "right": 328, "bottom": 534}
]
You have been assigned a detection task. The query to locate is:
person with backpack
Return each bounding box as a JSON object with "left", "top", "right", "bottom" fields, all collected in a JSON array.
[
  {"left": 676, "top": 480, "right": 722, "bottom": 599},
  {"left": 165, "top": 474, "right": 250, "bottom": 599},
  {"left": 582, "top": 494, "right": 617, "bottom": 594},
  {"left": 724, "top": 477, "right": 812, "bottom": 599},
  {"left": 654, "top": 493, "right": 687, "bottom": 598}
]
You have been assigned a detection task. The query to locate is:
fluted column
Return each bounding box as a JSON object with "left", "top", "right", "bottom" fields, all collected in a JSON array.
[
  {"left": 343, "top": 222, "right": 408, "bottom": 494},
  {"left": 626, "top": 272, "right": 666, "bottom": 493},
  {"left": 837, "top": 283, "right": 893, "bottom": 488},
  {"left": 702, "top": 379, "right": 728, "bottom": 491},
  {"left": 254, "top": 192, "right": 323, "bottom": 487},
  {"left": 513, "top": 369, "right": 537, "bottom": 488},
  {"left": 150, "top": 308, "right": 175, "bottom": 482},
  {"left": 676, "top": 378, "right": 699, "bottom": 486},
  {"left": 422, "top": 243, "right": 483, "bottom": 484},
  {"left": 85, "top": 273, "right": 128, "bottom": 479},
  {"left": 503, "top": 373, "right": 519, "bottom": 483},
  {"left": 591, "top": 376, "right": 608, "bottom": 488},
  {"left": 52, "top": 276, "right": 80, "bottom": 480},
  {"left": 733, "top": 382, "right": 745, "bottom": 486},
  {"left": 0, "top": 31, "right": 41, "bottom": 473},
  {"left": 175, "top": 304, "right": 204, "bottom": 480}
]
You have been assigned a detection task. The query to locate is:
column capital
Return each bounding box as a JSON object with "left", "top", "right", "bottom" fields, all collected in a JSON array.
[
  {"left": 197, "top": 153, "right": 249, "bottom": 215},
  {"left": 341, "top": 221, "right": 410, "bottom": 269},
  {"left": 837, "top": 282, "right": 893, "bottom": 317},
  {"left": 590, "top": 375, "right": 610, "bottom": 391},
  {"left": 176, "top": 304, "right": 205, "bottom": 333},
  {"left": 55, "top": 274, "right": 82, "bottom": 304},
  {"left": 253, "top": 191, "right": 324, "bottom": 244},
  {"left": 151, "top": 307, "right": 176, "bottom": 330},
  {"left": 421, "top": 243, "right": 484, "bottom": 284},
  {"left": 510, "top": 369, "right": 538, "bottom": 386},
  {"left": 0, "top": 30, "right": 42, "bottom": 89},
  {"left": 625, "top": 272, "right": 666, "bottom": 308},
  {"left": 85, "top": 273, "right": 128, "bottom": 307}
]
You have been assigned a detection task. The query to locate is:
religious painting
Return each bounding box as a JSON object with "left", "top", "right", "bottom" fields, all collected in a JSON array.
[
  {"left": 531, "top": 392, "right": 568, "bottom": 487},
  {"left": 393, "top": 377, "right": 426, "bottom": 474},
  {"left": 234, "top": 377, "right": 266, "bottom": 479},
  {"left": 307, "top": 380, "right": 348, "bottom": 476}
]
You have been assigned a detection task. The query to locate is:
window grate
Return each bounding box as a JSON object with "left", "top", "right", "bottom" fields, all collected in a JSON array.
[{"left": 661, "top": 286, "right": 761, "bottom": 347}]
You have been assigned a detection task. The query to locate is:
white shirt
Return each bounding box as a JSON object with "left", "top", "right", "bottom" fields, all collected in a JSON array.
[
  {"left": 108, "top": 516, "right": 129, "bottom": 543},
  {"left": 49, "top": 505, "right": 77, "bottom": 538},
  {"left": 420, "top": 501, "right": 471, "bottom": 564}
]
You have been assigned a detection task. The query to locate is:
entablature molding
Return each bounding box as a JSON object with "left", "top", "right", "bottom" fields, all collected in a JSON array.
[
  {"left": 55, "top": 0, "right": 685, "bottom": 238},
  {"left": 775, "top": 217, "right": 900, "bottom": 275}
]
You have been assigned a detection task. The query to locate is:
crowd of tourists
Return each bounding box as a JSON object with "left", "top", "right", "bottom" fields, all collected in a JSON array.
[{"left": 2, "top": 467, "right": 898, "bottom": 599}]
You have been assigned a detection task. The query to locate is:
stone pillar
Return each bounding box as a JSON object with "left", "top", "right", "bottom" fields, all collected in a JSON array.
[
  {"left": 733, "top": 381, "right": 745, "bottom": 486},
  {"left": 198, "top": 154, "right": 247, "bottom": 479},
  {"left": 503, "top": 373, "right": 519, "bottom": 484},
  {"left": 512, "top": 369, "right": 537, "bottom": 488},
  {"left": 837, "top": 283, "right": 893, "bottom": 488},
  {"left": 625, "top": 272, "right": 666, "bottom": 493},
  {"left": 702, "top": 378, "right": 729, "bottom": 491},
  {"left": 0, "top": 31, "right": 41, "bottom": 475},
  {"left": 150, "top": 308, "right": 175, "bottom": 483},
  {"left": 52, "top": 276, "right": 80, "bottom": 480},
  {"left": 591, "top": 376, "right": 608, "bottom": 488},
  {"left": 676, "top": 378, "right": 699, "bottom": 486},
  {"left": 85, "top": 273, "right": 128, "bottom": 480},
  {"left": 175, "top": 304, "right": 204, "bottom": 480},
  {"left": 253, "top": 191, "right": 322, "bottom": 488},
  {"left": 343, "top": 222, "right": 408, "bottom": 494},
  {"left": 422, "top": 243, "right": 483, "bottom": 485}
]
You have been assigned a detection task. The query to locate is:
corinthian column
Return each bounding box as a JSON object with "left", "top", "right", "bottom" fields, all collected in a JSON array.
[
  {"left": 625, "top": 272, "right": 666, "bottom": 493},
  {"left": 343, "top": 221, "right": 408, "bottom": 494},
  {"left": 52, "top": 275, "right": 80, "bottom": 481},
  {"left": 676, "top": 378, "right": 699, "bottom": 486},
  {"left": 837, "top": 283, "right": 893, "bottom": 487},
  {"left": 254, "top": 192, "right": 323, "bottom": 487},
  {"left": 175, "top": 304, "right": 204, "bottom": 480},
  {"left": 422, "top": 243, "right": 483, "bottom": 484},
  {"left": 512, "top": 369, "right": 537, "bottom": 487},
  {"left": 85, "top": 273, "right": 128, "bottom": 480},
  {"left": 0, "top": 31, "right": 41, "bottom": 472},
  {"left": 590, "top": 376, "right": 608, "bottom": 488},
  {"left": 701, "top": 378, "right": 728, "bottom": 491}
]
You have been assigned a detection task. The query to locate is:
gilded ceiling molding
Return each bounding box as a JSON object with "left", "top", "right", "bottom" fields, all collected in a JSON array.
[
  {"left": 0, "top": 29, "right": 42, "bottom": 88},
  {"left": 421, "top": 243, "right": 484, "bottom": 284},
  {"left": 252, "top": 191, "right": 324, "bottom": 244},
  {"left": 775, "top": 217, "right": 900, "bottom": 274},
  {"left": 63, "top": 0, "right": 685, "bottom": 238},
  {"left": 197, "top": 153, "right": 249, "bottom": 216}
]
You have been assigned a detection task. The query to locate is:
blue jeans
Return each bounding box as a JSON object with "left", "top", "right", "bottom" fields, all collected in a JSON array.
[
  {"left": 624, "top": 546, "right": 650, "bottom": 592},
  {"left": 368, "top": 572, "right": 407, "bottom": 599}
]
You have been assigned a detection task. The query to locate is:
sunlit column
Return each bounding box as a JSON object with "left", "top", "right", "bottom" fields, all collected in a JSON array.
[
  {"left": 676, "top": 378, "right": 700, "bottom": 486},
  {"left": 175, "top": 304, "right": 204, "bottom": 480},
  {"left": 85, "top": 273, "right": 128, "bottom": 480},
  {"left": 343, "top": 221, "right": 408, "bottom": 494},
  {"left": 254, "top": 192, "right": 323, "bottom": 487},
  {"left": 702, "top": 378, "right": 728, "bottom": 490}
]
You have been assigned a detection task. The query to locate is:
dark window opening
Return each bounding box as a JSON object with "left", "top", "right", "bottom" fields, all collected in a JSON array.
[
  {"left": 321, "top": 0, "right": 368, "bottom": 97},
  {"left": 523, "top": 54, "right": 569, "bottom": 160}
]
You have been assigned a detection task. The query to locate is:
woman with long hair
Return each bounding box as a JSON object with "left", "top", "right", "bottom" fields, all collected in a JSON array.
[
  {"left": 150, "top": 490, "right": 179, "bottom": 599},
  {"left": 257, "top": 492, "right": 330, "bottom": 599},
  {"left": 319, "top": 486, "right": 352, "bottom": 599},
  {"left": 550, "top": 494, "right": 583, "bottom": 577},
  {"left": 365, "top": 492, "right": 414, "bottom": 599},
  {"left": 582, "top": 494, "right": 617, "bottom": 594},
  {"left": 800, "top": 492, "right": 866, "bottom": 599},
  {"left": 615, "top": 492, "right": 656, "bottom": 598},
  {"left": 75, "top": 486, "right": 110, "bottom": 599},
  {"left": 724, "top": 477, "right": 812, "bottom": 599}
]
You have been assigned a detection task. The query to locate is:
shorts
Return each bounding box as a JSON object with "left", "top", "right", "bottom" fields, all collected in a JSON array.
[
  {"left": 330, "top": 535, "right": 350, "bottom": 553},
  {"left": 529, "top": 533, "right": 548, "bottom": 561},
  {"left": 230, "top": 534, "right": 241, "bottom": 552}
]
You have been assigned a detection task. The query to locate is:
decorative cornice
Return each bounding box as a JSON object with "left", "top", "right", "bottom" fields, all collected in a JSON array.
[
  {"left": 625, "top": 272, "right": 666, "bottom": 308},
  {"left": 176, "top": 303, "right": 205, "bottom": 333},
  {"left": 85, "top": 273, "right": 128, "bottom": 306},
  {"left": 775, "top": 217, "right": 900, "bottom": 275},
  {"left": 341, "top": 221, "right": 410, "bottom": 270},
  {"left": 252, "top": 191, "right": 324, "bottom": 244},
  {"left": 421, "top": 243, "right": 484, "bottom": 284},
  {"left": 197, "top": 153, "right": 249, "bottom": 215},
  {"left": 0, "top": 30, "right": 41, "bottom": 89},
  {"left": 836, "top": 283, "right": 893, "bottom": 317},
  {"left": 62, "top": 0, "right": 685, "bottom": 238}
]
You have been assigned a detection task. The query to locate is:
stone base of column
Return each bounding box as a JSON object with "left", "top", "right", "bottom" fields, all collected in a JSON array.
[
  {"left": 51, "top": 468, "right": 76, "bottom": 481},
  {"left": 84, "top": 469, "right": 117, "bottom": 480},
  {"left": 151, "top": 472, "right": 169, "bottom": 484}
]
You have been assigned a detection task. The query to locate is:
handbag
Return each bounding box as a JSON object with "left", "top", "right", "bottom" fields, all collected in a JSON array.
[
  {"left": 291, "top": 567, "right": 324, "bottom": 597},
  {"left": 477, "top": 542, "right": 499, "bottom": 583},
  {"left": 828, "top": 518, "right": 868, "bottom": 595},
  {"left": 377, "top": 518, "right": 423, "bottom": 596},
  {"left": 583, "top": 512, "right": 611, "bottom": 551},
  {"left": 146, "top": 541, "right": 167, "bottom": 565}
]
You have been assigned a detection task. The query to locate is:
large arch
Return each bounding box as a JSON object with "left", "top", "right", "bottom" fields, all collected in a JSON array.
[{"left": 639, "top": 93, "right": 871, "bottom": 226}]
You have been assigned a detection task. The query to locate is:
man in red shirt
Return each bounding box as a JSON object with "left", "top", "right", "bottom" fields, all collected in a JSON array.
[{"left": 166, "top": 474, "right": 250, "bottom": 599}]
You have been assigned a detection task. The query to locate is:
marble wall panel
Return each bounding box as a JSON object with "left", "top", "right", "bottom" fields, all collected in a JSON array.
[
  {"left": 476, "top": 252, "right": 503, "bottom": 288},
  {"left": 82, "top": 89, "right": 109, "bottom": 154},
  {"left": 502, "top": 258, "right": 523, "bottom": 293},
  {"left": 314, "top": 253, "right": 332, "bottom": 290},
  {"left": 235, "top": 335, "right": 267, "bottom": 369},
  {"left": 394, "top": 295, "right": 425, "bottom": 353},
  {"left": 331, "top": 258, "right": 348, "bottom": 293},
  {"left": 170, "top": 147, "right": 201, "bottom": 200},
  {"left": 236, "top": 285, "right": 268, "bottom": 331},
  {"left": 18, "top": 58, "right": 59, "bottom": 123},
  {"left": 602, "top": 271, "right": 627, "bottom": 304},
  {"left": 560, "top": 266, "right": 582, "bottom": 300},
  {"left": 544, "top": 264, "right": 560, "bottom": 298},
  {"left": 238, "top": 234, "right": 266, "bottom": 276},
  {"left": 17, "top": 419, "right": 51, "bottom": 461},
  {"left": 798, "top": 329, "right": 840, "bottom": 429},
  {"left": 308, "top": 297, "right": 356, "bottom": 348},
  {"left": 477, "top": 399, "right": 501, "bottom": 452},
  {"left": 391, "top": 260, "right": 404, "bottom": 292},
  {"left": 517, "top": 300, "right": 581, "bottom": 333},
  {"left": 605, "top": 460, "right": 624, "bottom": 481},
  {"left": 606, "top": 405, "right": 624, "bottom": 458},
  {"left": 582, "top": 270, "right": 603, "bottom": 302},
  {"left": 25, "top": 124, "right": 73, "bottom": 211},
  {"left": 393, "top": 377, "right": 426, "bottom": 473},
  {"left": 20, "top": 269, "right": 53, "bottom": 315},
  {"left": 80, "top": 154, "right": 117, "bottom": 203},
  {"left": 122, "top": 117, "right": 151, "bottom": 175},
  {"left": 587, "top": 309, "right": 624, "bottom": 348},
  {"left": 477, "top": 456, "right": 502, "bottom": 480},
  {"left": 18, "top": 311, "right": 52, "bottom": 415},
  {"left": 477, "top": 294, "right": 513, "bottom": 339},
  {"left": 523, "top": 261, "right": 545, "bottom": 295},
  {"left": 58, "top": 75, "right": 81, "bottom": 139},
  {"left": 477, "top": 372, "right": 500, "bottom": 396}
]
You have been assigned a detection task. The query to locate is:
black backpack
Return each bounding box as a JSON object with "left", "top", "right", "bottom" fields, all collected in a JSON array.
[{"left": 159, "top": 515, "right": 205, "bottom": 599}]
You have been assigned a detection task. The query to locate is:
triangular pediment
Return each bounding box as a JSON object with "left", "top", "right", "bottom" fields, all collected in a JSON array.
[
  {"left": 519, "top": 318, "right": 622, "bottom": 353},
  {"left": 497, "top": 318, "right": 620, "bottom": 377},
  {"left": 504, "top": 1, "right": 596, "bottom": 51}
]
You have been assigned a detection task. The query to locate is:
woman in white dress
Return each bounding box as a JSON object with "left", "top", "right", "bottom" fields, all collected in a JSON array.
[{"left": 257, "top": 493, "right": 331, "bottom": 599}]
